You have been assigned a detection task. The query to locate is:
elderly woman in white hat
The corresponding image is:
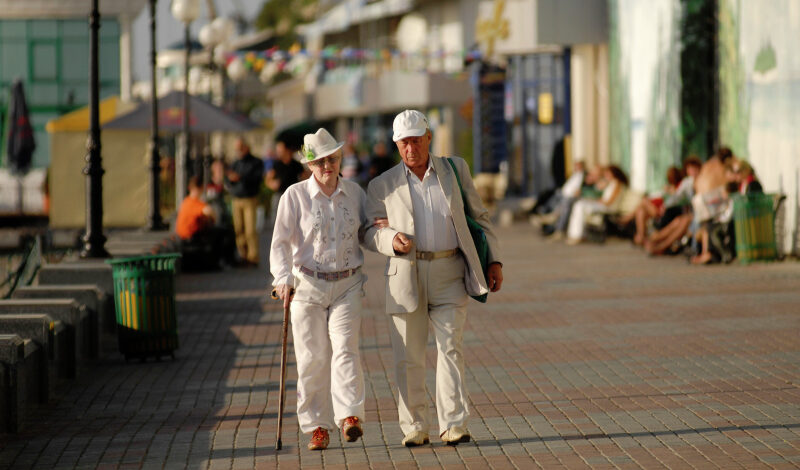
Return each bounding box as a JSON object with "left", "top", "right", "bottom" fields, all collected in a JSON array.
[{"left": 269, "top": 128, "right": 368, "bottom": 450}]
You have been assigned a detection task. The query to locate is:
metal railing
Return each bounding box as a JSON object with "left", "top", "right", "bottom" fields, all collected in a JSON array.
[{"left": 0, "top": 235, "right": 42, "bottom": 298}]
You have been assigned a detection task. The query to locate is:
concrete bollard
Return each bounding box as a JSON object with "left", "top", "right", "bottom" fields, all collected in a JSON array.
[
  {"left": 0, "top": 334, "right": 40, "bottom": 433},
  {"left": 12, "top": 286, "right": 106, "bottom": 358},
  {"left": 37, "top": 262, "right": 116, "bottom": 339},
  {"left": 0, "top": 300, "right": 88, "bottom": 378},
  {"left": 0, "top": 314, "right": 65, "bottom": 404},
  {"left": 37, "top": 261, "right": 113, "bottom": 293}
]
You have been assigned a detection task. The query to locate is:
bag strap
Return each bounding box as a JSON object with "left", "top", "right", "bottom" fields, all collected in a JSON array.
[{"left": 446, "top": 157, "right": 470, "bottom": 214}]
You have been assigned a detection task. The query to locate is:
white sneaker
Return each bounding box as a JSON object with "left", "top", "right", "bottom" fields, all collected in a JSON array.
[
  {"left": 401, "top": 430, "right": 430, "bottom": 447},
  {"left": 546, "top": 231, "right": 564, "bottom": 242},
  {"left": 440, "top": 426, "right": 471, "bottom": 446}
]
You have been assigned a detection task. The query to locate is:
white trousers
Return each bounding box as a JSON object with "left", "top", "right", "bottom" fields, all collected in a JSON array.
[
  {"left": 290, "top": 269, "right": 365, "bottom": 433},
  {"left": 567, "top": 199, "right": 608, "bottom": 240},
  {"left": 389, "top": 254, "right": 469, "bottom": 436}
]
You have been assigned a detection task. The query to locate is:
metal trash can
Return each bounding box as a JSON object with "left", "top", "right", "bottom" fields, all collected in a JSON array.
[
  {"left": 733, "top": 194, "right": 777, "bottom": 264},
  {"left": 106, "top": 254, "right": 181, "bottom": 361}
]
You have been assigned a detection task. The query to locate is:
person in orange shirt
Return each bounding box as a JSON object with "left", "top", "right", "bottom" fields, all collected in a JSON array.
[
  {"left": 176, "top": 177, "right": 214, "bottom": 240},
  {"left": 175, "top": 176, "right": 237, "bottom": 270}
]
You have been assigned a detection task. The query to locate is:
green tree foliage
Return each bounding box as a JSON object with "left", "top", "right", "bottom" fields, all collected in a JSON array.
[{"left": 255, "top": 0, "right": 319, "bottom": 49}]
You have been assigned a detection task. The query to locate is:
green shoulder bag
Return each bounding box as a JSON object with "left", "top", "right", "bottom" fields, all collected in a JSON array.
[{"left": 447, "top": 158, "right": 489, "bottom": 303}]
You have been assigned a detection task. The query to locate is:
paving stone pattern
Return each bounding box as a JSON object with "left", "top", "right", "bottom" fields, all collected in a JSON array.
[{"left": 1, "top": 224, "right": 799, "bottom": 469}]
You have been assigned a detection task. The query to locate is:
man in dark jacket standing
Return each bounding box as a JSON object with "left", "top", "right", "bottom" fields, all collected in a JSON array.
[{"left": 227, "top": 138, "right": 264, "bottom": 266}]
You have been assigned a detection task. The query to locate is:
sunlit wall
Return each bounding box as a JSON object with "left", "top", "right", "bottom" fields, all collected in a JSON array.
[
  {"left": 719, "top": 0, "right": 800, "bottom": 254},
  {"left": 608, "top": 0, "right": 681, "bottom": 193},
  {"left": 609, "top": 0, "right": 798, "bottom": 255}
]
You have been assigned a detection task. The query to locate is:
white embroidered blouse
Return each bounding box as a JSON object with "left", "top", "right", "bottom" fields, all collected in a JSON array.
[{"left": 270, "top": 177, "right": 367, "bottom": 287}]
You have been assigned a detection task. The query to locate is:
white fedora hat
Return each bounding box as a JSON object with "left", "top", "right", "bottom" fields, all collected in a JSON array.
[
  {"left": 392, "top": 109, "right": 429, "bottom": 142},
  {"left": 301, "top": 128, "right": 345, "bottom": 163}
]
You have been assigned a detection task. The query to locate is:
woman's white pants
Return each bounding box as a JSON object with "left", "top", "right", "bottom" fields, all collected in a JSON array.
[{"left": 290, "top": 270, "right": 365, "bottom": 433}]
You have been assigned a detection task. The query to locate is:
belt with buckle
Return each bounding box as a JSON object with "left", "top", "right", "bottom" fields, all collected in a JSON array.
[
  {"left": 299, "top": 266, "right": 360, "bottom": 281},
  {"left": 415, "top": 248, "right": 459, "bottom": 261}
]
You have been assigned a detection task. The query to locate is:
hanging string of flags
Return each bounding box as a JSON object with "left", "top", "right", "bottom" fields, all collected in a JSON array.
[{"left": 222, "top": 44, "right": 484, "bottom": 82}]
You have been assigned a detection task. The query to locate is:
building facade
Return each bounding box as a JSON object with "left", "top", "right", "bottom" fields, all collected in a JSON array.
[
  {"left": 267, "top": 0, "right": 608, "bottom": 202},
  {"left": 0, "top": 1, "right": 145, "bottom": 170}
]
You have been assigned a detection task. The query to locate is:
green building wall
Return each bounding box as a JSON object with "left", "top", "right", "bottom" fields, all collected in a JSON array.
[{"left": 0, "top": 18, "right": 121, "bottom": 170}]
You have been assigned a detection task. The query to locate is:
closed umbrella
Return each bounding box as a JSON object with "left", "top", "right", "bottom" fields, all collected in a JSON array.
[
  {"left": 6, "top": 80, "right": 36, "bottom": 213},
  {"left": 6, "top": 80, "right": 35, "bottom": 175}
]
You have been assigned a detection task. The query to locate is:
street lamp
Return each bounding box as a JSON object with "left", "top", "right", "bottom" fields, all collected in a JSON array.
[
  {"left": 146, "top": 0, "right": 166, "bottom": 230},
  {"left": 170, "top": 0, "right": 201, "bottom": 210},
  {"left": 81, "top": 0, "right": 109, "bottom": 258},
  {"left": 199, "top": 16, "right": 235, "bottom": 103}
]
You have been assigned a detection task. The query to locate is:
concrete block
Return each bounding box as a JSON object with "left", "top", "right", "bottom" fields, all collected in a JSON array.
[
  {"left": 0, "top": 300, "right": 88, "bottom": 376},
  {"left": 12, "top": 287, "right": 105, "bottom": 358},
  {"left": 0, "top": 314, "right": 66, "bottom": 403},
  {"left": 0, "top": 334, "right": 41, "bottom": 433},
  {"left": 0, "top": 230, "right": 23, "bottom": 250},
  {"left": 49, "top": 229, "right": 81, "bottom": 249},
  {"left": 37, "top": 262, "right": 116, "bottom": 338},
  {"left": 37, "top": 261, "right": 113, "bottom": 295}
]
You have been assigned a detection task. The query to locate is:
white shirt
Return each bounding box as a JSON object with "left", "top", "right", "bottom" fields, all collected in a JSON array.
[
  {"left": 664, "top": 175, "right": 694, "bottom": 207},
  {"left": 600, "top": 179, "right": 620, "bottom": 204},
  {"left": 561, "top": 170, "right": 584, "bottom": 198},
  {"left": 404, "top": 159, "right": 459, "bottom": 252},
  {"left": 270, "top": 177, "right": 367, "bottom": 286}
]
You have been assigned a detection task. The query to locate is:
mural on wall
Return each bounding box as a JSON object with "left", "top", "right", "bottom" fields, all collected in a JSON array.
[
  {"left": 718, "top": 0, "right": 800, "bottom": 254},
  {"left": 608, "top": 0, "right": 681, "bottom": 193},
  {"left": 717, "top": 0, "right": 749, "bottom": 156}
]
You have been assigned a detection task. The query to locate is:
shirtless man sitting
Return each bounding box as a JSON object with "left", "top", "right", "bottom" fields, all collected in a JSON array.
[{"left": 645, "top": 147, "right": 735, "bottom": 256}]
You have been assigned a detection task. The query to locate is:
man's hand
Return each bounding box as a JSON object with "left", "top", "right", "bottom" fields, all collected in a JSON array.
[
  {"left": 486, "top": 262, "right": 503, "bottom": 292},
  {"left": 392, "top": 233, "right": 413, "bottom": 254},
  {"left": 373, "top": 217, "right": 389, "bottom": 229},
  {"left": 227, "top": 169, "right": 240, "bottom": 182}
]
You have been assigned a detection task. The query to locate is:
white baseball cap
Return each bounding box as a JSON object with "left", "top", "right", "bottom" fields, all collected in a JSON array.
[
  {"left": 392, "top": 110, "right": 429, "bottom": 142},
  {"left": 301, "top": 128, "right": 345, "bottom": 164}
]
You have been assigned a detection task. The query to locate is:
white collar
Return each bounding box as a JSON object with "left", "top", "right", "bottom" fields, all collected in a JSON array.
[
  {"left": 402, "top": 157, "right": 435, "bottom": 178},
  {"left": 308, "top": 176, "right": 345, "bottom": 198}
]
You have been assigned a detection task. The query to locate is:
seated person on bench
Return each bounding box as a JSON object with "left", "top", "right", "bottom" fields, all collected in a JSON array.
[{"left": 176, "top": 177, "right": 233, "bottom": 268}]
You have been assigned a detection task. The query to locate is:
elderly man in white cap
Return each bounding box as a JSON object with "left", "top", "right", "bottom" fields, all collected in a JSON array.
[
  {"left": 270, "top": 128, "right": 368, "bottom": 450},
  {"left": 364, "top": 110, "right": 504, "bottom": 446}
]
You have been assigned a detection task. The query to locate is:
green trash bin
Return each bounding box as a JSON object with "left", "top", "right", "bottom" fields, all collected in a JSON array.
[
  {"left": 106, "top": 253, "right": 181, "bottom": 361},
  {"left": 733, "top": 193, "right": 777, "bottom": 264}
]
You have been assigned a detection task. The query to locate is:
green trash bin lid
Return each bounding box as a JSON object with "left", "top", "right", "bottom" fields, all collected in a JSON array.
[{"left": 105, "top": 253, "right": 182, "bottom": 266}]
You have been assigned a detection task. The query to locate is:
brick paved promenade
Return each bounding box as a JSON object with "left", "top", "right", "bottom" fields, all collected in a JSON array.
[{"left": 2, "top": 223, "right": 799, "bottom": 469}]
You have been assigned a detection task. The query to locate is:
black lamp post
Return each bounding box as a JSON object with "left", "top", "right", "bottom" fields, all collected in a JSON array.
[
  {"left": 80, "top": 0, "right": 109, "bottom": 258},
  {"left": 146, "top": 0, "right": 166, "bottom": 230},
  {"left": 171, "top": 0, "right": 200, "bottom": 209}
]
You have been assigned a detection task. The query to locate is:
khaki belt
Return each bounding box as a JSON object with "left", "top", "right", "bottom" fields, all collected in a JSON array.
[
  {"left": 415, "top": 248, "right": 459, "bottom": 261},
  {"left": 299, "top": 266, "right": 360, "bottom": 281}
]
